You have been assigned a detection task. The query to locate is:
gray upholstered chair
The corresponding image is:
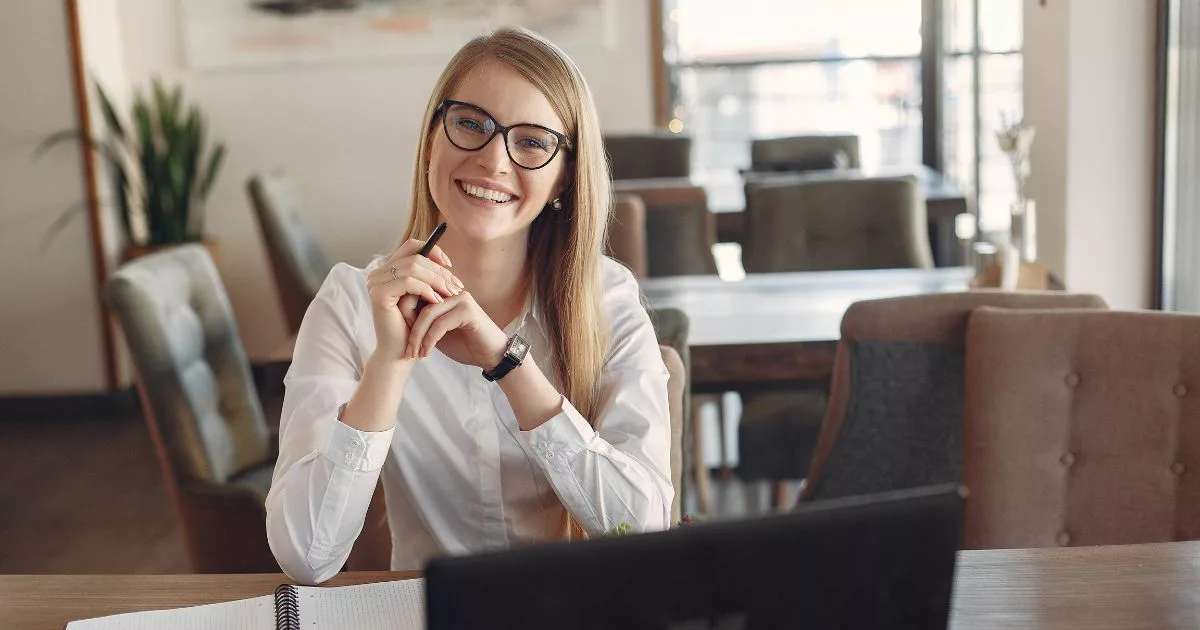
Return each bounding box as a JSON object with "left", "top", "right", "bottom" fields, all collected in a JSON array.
[
  {"left": 801, "top": 292, "right": 1109, "bottom": 504},
  {"left": 605, "top": 133, "right": 692, "bottom": 180},
  {"left": 247, "top": 170, "right": 334, "bottom": 336},
  {"left": 610, "top": 181, "right": 718, "bottom": 277},
  {"left": 743, "top": 175, "right": 934, "bottom": 273},
  {"left": 107, "top": 245, "right": 279, "bottom": 573},
  {"left": 649, "top": 308, "right": 702, "bottom": 516},
  {"left": 606, "top": 193, "right": 648, "bottom": 278},
  {"left": 750, "top": 134, "right": 861, "bottom": 172},
  {"left": 660, "top": 344, "right": 687, "bottom": 524}
]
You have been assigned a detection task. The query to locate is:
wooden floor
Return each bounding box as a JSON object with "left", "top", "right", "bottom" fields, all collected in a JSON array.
[
  {"left": 0, "top": 395, "right": 777, "bottom": 574},
  {"left": 0, "top": 405, "right": 188, "bottom": 574}
]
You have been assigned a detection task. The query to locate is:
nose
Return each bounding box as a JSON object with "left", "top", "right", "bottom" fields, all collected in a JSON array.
[{"left": 473, "top": 131, "right": 512, "bottom": 175}]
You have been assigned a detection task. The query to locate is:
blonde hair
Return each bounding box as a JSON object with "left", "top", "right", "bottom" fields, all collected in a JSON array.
[{"left": 402, "top": 28, "right": 611, "bottom": 537}]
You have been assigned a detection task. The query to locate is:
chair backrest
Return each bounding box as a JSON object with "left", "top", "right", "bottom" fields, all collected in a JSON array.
[
  {"left": 744, "top": 175, "right": 933, "bottom": 273},
  {"left": 606, "top": 193, "right": 648, "bottom": 278},
  {"left": 107, "top": 245, "right": 272, "bottom": 487},
  {"left": 247, "top": 171, "right": 334, "bottom": 336},
  {"left": 963, "top": 308, "right": 1200, "bottom": 549},
  {"left": 660, "top": 344, "right": 687, "bottom": 524},
  {"left": 611, "top": 180, "right": 717, "bottom": 277},
  {"left": 802, "top": 291, "right": 1109, "bottom": 503},
  {"left": 750, "top": 134, "right": 861, "bottom": 172},
  {"left": 605, "top": 133, "right": 692, "bottom": 180}
]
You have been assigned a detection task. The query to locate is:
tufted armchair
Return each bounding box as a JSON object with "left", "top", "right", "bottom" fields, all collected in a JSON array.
[
  {"left": 604, "top": 133, "right": 692, "bottom": 180},
  {"left": 107, "top": 245, "right": 279, "bottom": 572},
  {"left": 802, "top": 291, "right": 1109, "bottom": 504},
  {"left": 963, "top": 308, "right": 1200, "bottom": 549}
]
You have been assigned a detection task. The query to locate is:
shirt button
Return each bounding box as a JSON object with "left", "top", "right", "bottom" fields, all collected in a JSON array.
[
  {"left": 345, "top": 452, "right": 354, "bottom": 463},
  {"left": 1064, "top": 373, "right": 1080, "bottom": 387},
  {"left": 545, "top": 452, "right": 556, "bottom": 459},
  {"left": 350, "top": 439, "right": 361, "bottom": 449},
  {"left": 538, "top": 441, "right": 549, "bottom": 449}
]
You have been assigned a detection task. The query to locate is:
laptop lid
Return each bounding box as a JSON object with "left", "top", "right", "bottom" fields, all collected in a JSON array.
[{"left": 425, "top": 483, "right": 965, "bottom": 630}]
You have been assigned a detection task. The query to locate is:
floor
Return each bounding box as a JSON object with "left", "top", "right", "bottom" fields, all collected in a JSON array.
[{"left": 0, "top": 391, "right": 782, "bottom": 574}]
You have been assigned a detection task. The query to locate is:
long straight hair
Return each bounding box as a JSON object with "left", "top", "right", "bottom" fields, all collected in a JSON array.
[{"left": 402, "top": 29, "right": 611, "bottom": 536}]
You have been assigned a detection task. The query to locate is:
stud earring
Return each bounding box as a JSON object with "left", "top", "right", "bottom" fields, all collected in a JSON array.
[{"left": 550, "top": 198, "right": 562, "bottom": 211}]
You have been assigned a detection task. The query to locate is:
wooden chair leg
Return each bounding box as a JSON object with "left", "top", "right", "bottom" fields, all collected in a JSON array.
[{"left": 690, "top": 398, "right": 712, "bottom": 515}]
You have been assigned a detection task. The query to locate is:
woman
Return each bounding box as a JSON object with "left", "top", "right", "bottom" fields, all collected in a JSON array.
[{"left": 266, "top": 27, "right": 672, "bottom": 584}]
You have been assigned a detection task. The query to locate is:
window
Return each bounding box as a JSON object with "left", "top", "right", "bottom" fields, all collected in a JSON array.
[{"left": 662, "top": 0, "right": 1023, "bottom": 233}]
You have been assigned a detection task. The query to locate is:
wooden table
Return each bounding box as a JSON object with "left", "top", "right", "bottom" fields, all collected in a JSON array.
[
  {"left": 642, "top": 266, "right": 974, "bottom": 393},
  {"left": 7, "top": 541, "right": 1200, "bottom": 629}
]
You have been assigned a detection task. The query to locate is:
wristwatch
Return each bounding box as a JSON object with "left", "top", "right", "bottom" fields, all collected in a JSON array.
[{"left": 482, "top": 333, "right": 529, "bottom": 382}]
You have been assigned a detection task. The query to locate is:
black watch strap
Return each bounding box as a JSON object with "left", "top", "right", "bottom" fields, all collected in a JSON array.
[{"left": 482, "top": 333, "right": 529, "bottom": 382}]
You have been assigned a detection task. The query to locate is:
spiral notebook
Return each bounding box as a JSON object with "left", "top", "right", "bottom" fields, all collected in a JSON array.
[{"left": 65, "top": 578, "right": 425, "bottom": 630}]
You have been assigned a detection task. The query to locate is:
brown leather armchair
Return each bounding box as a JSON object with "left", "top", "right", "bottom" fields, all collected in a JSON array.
[
  {"left": 247, "top": 171, "right": 334, "bottom": 336},
  {"left": 964, "top": 308, "right": 1200, "bottom": 549},
  {"left": 802, "top": 292, "right": 1109, "bottom": 504},
  {"left": 107, "top": 245, "right": 280, "bottom": 573},
  {"left": 605, "top": 133, "right": 692, "bottom": 180},
  {"left": 606, "top": 193, "right": 648, "bottom": 278}
]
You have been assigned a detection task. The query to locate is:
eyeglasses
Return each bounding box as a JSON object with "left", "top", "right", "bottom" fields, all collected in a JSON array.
[{"left": 437, "top": 99, "right": 572, "bottom": 170}]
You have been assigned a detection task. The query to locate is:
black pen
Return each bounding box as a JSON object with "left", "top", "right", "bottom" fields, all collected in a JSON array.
[
  {"left": 419, "top": 222, "right": 448, "bottom": 259},
  {"left": 415, "top": 222, "right": 449, "bottom": 312}
]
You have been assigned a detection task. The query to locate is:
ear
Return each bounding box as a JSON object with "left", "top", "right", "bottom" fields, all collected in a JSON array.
[{"left": 553, "top": 158, "right": 576, "bottom": 201}]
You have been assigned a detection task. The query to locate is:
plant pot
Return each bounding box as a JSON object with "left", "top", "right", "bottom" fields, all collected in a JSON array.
[{"left": 121, "top": 239, "right": 220, "bottom": 265}]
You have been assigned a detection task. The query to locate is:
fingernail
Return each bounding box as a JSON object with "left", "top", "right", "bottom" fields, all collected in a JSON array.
[
  {"left": 454, "top": 277, "right": 465, "bottom": 289},
  {"left": 436, "top": 294, "right": 444, "bottom": 303},
  {"left": 445, "top": 255, "right": 453, "bottom": 268}
]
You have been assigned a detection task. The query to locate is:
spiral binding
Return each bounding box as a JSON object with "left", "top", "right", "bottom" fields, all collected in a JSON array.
[{"left": 274, "top": 584, "right": 301, "bottom": 630}]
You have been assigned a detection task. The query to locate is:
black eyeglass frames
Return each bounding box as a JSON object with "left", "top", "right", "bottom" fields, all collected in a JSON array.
[{"left": 437, "top": 99, "right": 572, "bottom": 170}]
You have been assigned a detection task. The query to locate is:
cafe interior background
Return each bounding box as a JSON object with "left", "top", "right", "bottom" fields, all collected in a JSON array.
[{"left": 1, "top": 0, "right": 1194, "bottom": 576}]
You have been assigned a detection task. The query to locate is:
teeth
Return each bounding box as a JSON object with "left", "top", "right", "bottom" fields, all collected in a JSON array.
[{"left": 461, "top": 182, "right": 513, "bottom": 203}]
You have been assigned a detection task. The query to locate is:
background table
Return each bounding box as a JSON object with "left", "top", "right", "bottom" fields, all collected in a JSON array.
[
  {"left": 7, "top": 541, "right": 1200, "bottom": 630},
  {"left": 642, "top": 266, "right": 973, "bottom": 393}
]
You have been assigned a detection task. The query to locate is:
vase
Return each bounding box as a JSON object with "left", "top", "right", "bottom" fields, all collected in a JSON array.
[{"left": 1009, "top": 199, "right": 1037, "bottom": 263}]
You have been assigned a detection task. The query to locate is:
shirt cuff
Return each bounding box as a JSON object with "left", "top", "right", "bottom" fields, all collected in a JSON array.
[
  {"left": 524, "top": 397, "right": 596, "bottom": 473},
  {"left": 323, "top": 417, "right": 394, "bottom": 472}
]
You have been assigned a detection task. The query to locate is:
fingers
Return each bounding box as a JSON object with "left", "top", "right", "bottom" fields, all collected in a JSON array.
[
  {"left": 418, "top": 309, "right": 465, "bottom": 358},
  {"left": 398, "top": 295, "right": 420, "bottom": 327},
  {"left": 373, "top": 277, "right": 444, "bottom": 311},
  {"left": 405, "top": 295, "right": 465, "bottom": 359},
  {"left": 367, "top": 256, "right": 462, "bottom": 298},
  {"left": 390, "top": 239, "right": 453, "bottom": 270}
]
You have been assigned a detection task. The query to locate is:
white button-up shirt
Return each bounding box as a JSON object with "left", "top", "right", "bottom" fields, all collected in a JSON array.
[{"left": 265, "top": 256, "right": 673, "bottom": 584}]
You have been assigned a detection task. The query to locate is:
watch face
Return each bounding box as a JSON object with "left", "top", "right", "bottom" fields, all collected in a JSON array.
[{"left": 508, "top": 336, "right": 528, "bottom": 358}]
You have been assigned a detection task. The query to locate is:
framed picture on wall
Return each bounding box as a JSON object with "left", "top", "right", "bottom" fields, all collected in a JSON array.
[{"left": 180, "top": 0, "right": 616, "bottom": 70}]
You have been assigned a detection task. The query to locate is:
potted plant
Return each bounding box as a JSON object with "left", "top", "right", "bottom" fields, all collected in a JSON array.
[{"left": 38, "top": 77, "right": 226, "bottom": 262}]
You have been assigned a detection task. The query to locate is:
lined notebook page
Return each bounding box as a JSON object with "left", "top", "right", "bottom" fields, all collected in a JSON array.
[
  {"left": 65, "top": 594, "right": 275, "bottom": 629},
  {"left": 296, "top": 578, "right": 426, "bottom": 629}
]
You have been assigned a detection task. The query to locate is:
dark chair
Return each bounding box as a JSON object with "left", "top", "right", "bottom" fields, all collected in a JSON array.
[
  {"left": 605, "top": 133, "right": 692, "bottom": 180},
  {"left": 743, "top": 175, "right": 934, "bottom": 273},
  {"left": 750, "top": 134, "right": 861, "bottom": 172},
  {"left": 107, "top": 245, "right": 280, "bottom": 573},
  {"left": 649, "top": 308, "right": 704, "bottom": 515},
  {"left": 801, "top": 292, "right": 1108, "bottom": 504},
  {"left": 964, "top": 308, "right": 1200, "bottom": 549},
  {"left": 247, "top": 170, "right": 334, "bottom": 336},
  {"left": 610, "top": 181, "right": 718, "bottom": 277}
]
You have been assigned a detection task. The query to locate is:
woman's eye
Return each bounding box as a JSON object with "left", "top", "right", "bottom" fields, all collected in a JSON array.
[{"left": 456, "top": 118, "right": 485, "bottom": 132}]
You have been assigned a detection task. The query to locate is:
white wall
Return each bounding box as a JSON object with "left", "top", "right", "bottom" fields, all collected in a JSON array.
[
  {"left": 0, "top": 1, "right": 109, "bottom": 395},
  {"left": 1025, "top": 0, "right": 1156, "bottom": 309},
  {"left": 104, "top": 0, "right": 656, "bottom": 360}
]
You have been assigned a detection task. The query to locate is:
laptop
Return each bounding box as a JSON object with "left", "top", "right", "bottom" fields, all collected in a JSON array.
[{"left": 424, "top": 484, "right": 965, "bottom": 630}]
